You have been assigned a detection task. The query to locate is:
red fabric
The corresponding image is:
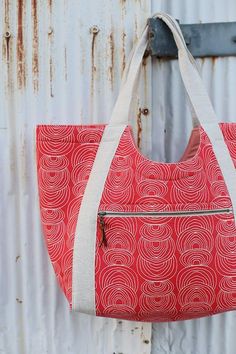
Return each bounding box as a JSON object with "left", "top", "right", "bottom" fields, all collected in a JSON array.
[{"left": 36, "top": 123, "right": 236, "bottom": 321}]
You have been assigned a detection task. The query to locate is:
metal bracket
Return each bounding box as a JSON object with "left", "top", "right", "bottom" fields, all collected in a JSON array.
[{"left": 147, "top": 18, "right": 236, "bottom": 59}]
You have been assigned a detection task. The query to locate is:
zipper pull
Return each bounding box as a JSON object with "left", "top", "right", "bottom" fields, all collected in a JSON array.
[{"left": 98, "top": 213, "right": 107, "bottom": 247}]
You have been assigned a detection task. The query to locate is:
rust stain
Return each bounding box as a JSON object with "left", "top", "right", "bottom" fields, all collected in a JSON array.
[
  {"left": 90, "top": 29, "right": 98, "bottom": 98},
  {"left": 137, "top": 108, "right": 142, "bottom": 149},
  {"left": 108, "top": 32, "right": 114, "bottom": 88},
  {"left": 48, "top": 0, "right": 52, "bottom": 11},
  {"left": 142, "top": 56, "right": 148, "bottom": 102},
  {"left": 3, "top": 1, "right": 10, "bottom": 57},
  {"left": 4, "top": 0, "right": 10, "bottom": 24},
  {"left": 121, "top": 32, "right": 126, "bottom": 73},
  {"left": 17, "top": 0, "right": 26, "bottom": 88},
  {"left": 3, "top": 1, "right": 10, "bottom": 62},
  {"left": 211, "top": 56, "right": 219, "bottom": 68},
  {"left": 200, "top": 57, "right": 205, "bottom": 67},
  {"left": 120, "top": 0, "right": 127, "bottom": 16},
  {"left": 4, "top": 33, "right": 11, "bottom": 63},
  {"left": 48, "top": 23, "right": 54, "bottom": 97},
  {"left": 32, "top": 0, "right": 39, "bottom": 91},
  {"left": 137, "top": 108, "right": 149, "bottom": 149},
  {"left": 120, "top": 0, "right": 126, "bottom": 73},
  {"left": 3, "top": 0, "right": 14, "bottom": 92}
]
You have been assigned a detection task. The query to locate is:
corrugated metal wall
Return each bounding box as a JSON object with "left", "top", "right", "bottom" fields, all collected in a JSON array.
[
  {"left": 1, "top": 1, "right": 236, "bottom": 353},
  {"left": 151, "top": 2, "right": 236, "bottom": 354}
]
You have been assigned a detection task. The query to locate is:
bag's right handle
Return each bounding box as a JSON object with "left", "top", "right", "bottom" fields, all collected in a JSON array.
[
  {"left": 109, "top": 12, "right": 236, "bottom": 218},
  {"left": 121, "top": 15, "right": 200, "bottom": 127}
]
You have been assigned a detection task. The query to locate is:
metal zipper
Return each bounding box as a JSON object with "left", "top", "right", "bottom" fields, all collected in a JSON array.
[{"left": 97, "top": 208, "right": 232, "bottom": 247}]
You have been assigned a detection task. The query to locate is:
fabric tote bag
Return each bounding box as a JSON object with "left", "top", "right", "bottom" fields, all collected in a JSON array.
[{"left": 36, "top": 12, "right": 236, "bottom": 322}]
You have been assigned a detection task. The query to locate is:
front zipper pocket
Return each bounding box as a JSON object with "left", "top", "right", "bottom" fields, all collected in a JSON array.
[{"left": 97, "top": 208, "right": 233, "bottom": 247}]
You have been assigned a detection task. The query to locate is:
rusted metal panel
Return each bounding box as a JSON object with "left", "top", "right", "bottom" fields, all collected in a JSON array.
[{"left": 0, "top": 0, "right": 152, "bottom": 353}]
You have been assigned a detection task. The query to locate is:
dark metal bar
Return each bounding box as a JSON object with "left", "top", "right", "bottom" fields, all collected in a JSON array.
[{"left": 147, "top": 18, "right": 236, "bottom": 59}]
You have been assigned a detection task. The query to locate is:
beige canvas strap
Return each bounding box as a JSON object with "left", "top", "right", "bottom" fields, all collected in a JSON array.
[{"left": 72, "top": 12, "right": 236, "bottom": 314}]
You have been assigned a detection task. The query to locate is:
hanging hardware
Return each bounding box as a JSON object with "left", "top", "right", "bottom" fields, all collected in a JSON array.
[
  {"left": 90, "top": 25, "right": 100, "bottom": 34},
  {"left": 98, "top": 208, "right": 232, "bottom": 246},
  {"left": 98, "top": 213, "right": 107, "bottom": 247},
  {"left": 147, "top": 18, "right": 236, "bottom": 59},
  {"left": 4, "top": 31, "right": 11, "bottom": 39}
]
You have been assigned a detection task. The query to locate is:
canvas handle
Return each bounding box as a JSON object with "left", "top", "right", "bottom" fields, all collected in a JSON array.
[
  {"left": 109, "top": 12, "right": 218, "bottom": 130},
  {"left": 120, "top": 14, "right": 200, "bottom": 127},
  {"left": 108, "top": 11, "right": 236, "bottom": 214}
]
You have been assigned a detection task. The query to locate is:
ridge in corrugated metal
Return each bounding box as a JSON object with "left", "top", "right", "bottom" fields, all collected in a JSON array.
[{"left": 1, "top": 0, "right": 236, "bottom": 353}]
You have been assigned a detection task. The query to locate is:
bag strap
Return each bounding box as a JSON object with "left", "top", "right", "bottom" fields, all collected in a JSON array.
[
  {"left": 109, "top": 12, "right": 213, "bottom": 128},
  {"left": 120, "top": 15, "right": 199, "bottom": 127},
  {"left": 109, "top": 12, "right": 236, "bottom": 213}
]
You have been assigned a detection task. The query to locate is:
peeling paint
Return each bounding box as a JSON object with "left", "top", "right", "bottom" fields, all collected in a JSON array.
[
  {"left": 32, "top": 0, "right": 39, "bottom": 91},
  {"left": 17, "top": 0, "right": 26, "bottom": 88}
]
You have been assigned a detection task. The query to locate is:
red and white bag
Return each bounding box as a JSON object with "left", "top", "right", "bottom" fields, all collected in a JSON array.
[{"left": 36, "top": 13, "right": 236, "bottom": 322}]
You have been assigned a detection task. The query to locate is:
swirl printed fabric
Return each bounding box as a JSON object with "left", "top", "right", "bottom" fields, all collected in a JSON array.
[{"left": 36, "top": 123, "right": 236, "bottom": 322}]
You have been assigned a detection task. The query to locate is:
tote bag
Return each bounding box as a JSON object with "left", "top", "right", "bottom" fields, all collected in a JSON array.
[{"left": 36, "top": 12, "right": 236, "bottom": 322}]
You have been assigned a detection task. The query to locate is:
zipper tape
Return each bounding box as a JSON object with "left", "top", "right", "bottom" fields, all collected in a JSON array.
[
  {"left": 97, "top": 208, "right": 232, "bottom": 247},
  {"left": 98, "top": 208, "right": 232, "bottom": 218}
]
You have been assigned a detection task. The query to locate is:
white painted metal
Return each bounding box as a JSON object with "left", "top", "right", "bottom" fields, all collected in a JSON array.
[
  {"left": 0, "top": 1, "right": 152, "bottom": 353},
  {"left": 1, "top": 0, "right": 236, "bottom": 353},
  {"left": 151, "top": 1, "right": 236, "bottom": 354}
]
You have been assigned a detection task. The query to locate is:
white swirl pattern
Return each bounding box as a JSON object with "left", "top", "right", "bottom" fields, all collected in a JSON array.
[{"left": 36, "top": 123, "right": 236, "bottom": 321}]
